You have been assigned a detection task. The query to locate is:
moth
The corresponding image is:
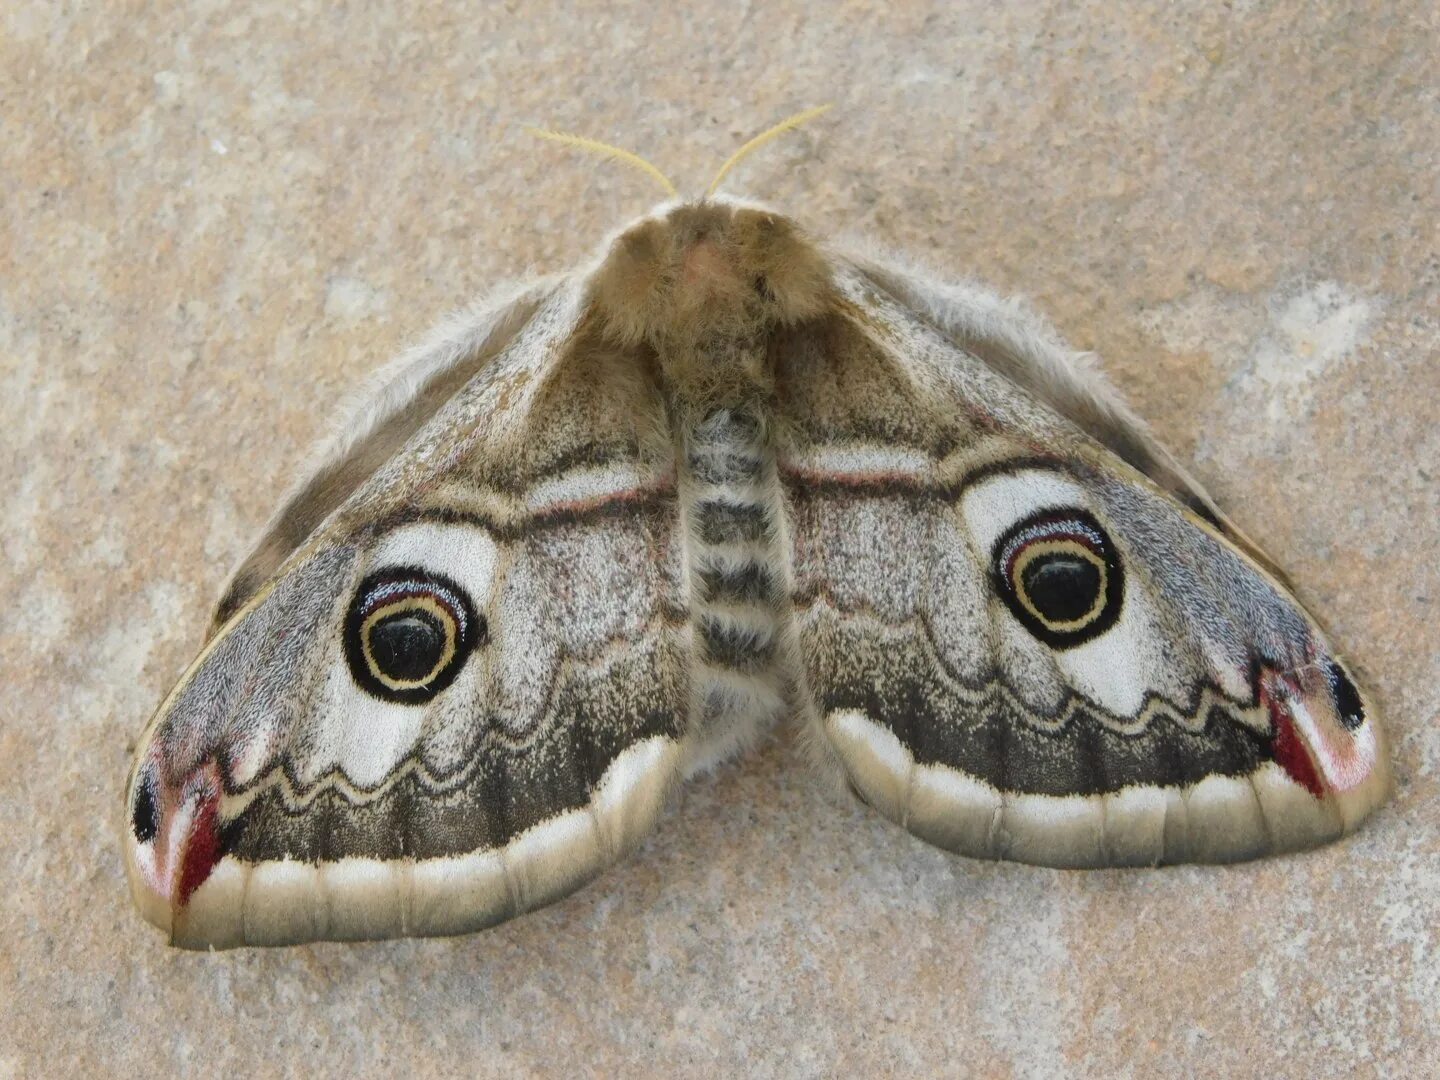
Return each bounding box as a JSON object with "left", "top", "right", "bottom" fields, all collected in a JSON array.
[{"left": 124, "top": 114, "right": 1390, "bottom": 949}]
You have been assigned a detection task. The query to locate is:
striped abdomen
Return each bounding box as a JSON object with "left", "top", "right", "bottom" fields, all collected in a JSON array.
[{"left": 681, "top": 404, "right": 793, "bottom": 770}]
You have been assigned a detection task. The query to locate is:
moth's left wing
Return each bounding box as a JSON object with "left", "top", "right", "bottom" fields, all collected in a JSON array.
[
  {"left": 125, "top": 281, "right": 692, "bottom": 947},
  {"left": 776, "top": 258, "right": 1389, "bottom": 867}
]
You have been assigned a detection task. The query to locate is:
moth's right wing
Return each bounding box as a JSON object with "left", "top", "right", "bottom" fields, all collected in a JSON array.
[
  {"left": 125, "top": 280, "right": 694, "bottom": 948},
  {"left": 777, "top": 259, "right": 1388, "bottom": 867}
]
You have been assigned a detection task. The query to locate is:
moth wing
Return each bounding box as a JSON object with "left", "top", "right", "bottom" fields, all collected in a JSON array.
[
  {"left": 125, "top": 279, "right": 692, "bottom": 947},
  {"left": 849, "top": 256, "right": 1286, "bottom": 577},
  {"left": 209, "top": 277, "right": 558, "bottom": 631},
  {"left": 778, "top": 256, "right": 1389, "bottom": 867}
]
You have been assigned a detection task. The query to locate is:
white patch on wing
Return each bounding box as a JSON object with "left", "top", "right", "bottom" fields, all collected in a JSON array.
[
  {"left": 1050, "top": 583, "right": 1168, "bottom": 717},
  {"left": 959, "top": 469, "right": 1090, "bottom": 553},
  {"left": 243, "top": 859, "right": 326, "bottom": 945},
  {"left": 786, "top": 443, "right": 936, "bottom": 481},
  {"left": 410, "top": 850, "right": 511, "bottom": 937},
  {"left": 1182, "top": 773, "right": 1268, "bottom": 862},
  {"left": 1000, "top": 792, "right": 1106, "bottom": 867},
  {"left": 592, "top": 736, "right": 680, "bottom": 854},
  {"left": 524, "top": 462, "right": 651, "bottom": 512},
  {"left": 228, "top": 723, "right": 283, "bottom": 789},
  {"left": 1201, "top": 637, "right": 1256, "bottom": 702},
  {"left": 501, "top": 806, "right": 606, "bottom": 913},
  {"left": 827, "top": 708, "right": 912, "bottom": 820},
  {"left": 320, "top": 858, "right": 407, "bottom": 941},
  {"left": 297, "top": 663, "right": 417, "bottom": 788},
  {"left": 1101, "top": 785, "right": 1169, "bottom": 865},
  {"left": 174, "top": 858, "right": 247, "bottom": 948},
  {"left": 1249, "top": 763, "right": 1342, "bottom": 850},
  {"left": 296, "top": 523, "right": 501, "bottom": 788},
  {"left": 958, "top": 467, "right": 1187, "bottom": 717},
  {"left": 369, "top": 522, "right": 500, "bottom": 606},
  {"left": 1285, "top": 689, "right": 1381, "bottom": 794},
  {"left": 124, "top": 836, "right": 173, "bottom": 937},
  {"left": 907, "top": 762, "right": 1003, "bottom": 856}
]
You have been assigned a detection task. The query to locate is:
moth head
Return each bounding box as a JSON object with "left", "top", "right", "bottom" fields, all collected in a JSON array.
[
  {"left": 590, "top": 201, "right": 832, "bottom": 348},
  {"left": 527, "top": 112, "right": 835, "bottom": 349}
]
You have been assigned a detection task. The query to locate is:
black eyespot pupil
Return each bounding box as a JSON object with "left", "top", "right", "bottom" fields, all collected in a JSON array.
[
  {"left": 345, "top": 568, "right": 481, "bottom": 703},
  {"left": 1020, "top": 555, "right": 1101, "bottom": 623},
  {"left": 991, "top": 508, "right": 1124, "bottom": 649},
  {"left": 369, "top": 612, "right": 446, "bottom": 682}
]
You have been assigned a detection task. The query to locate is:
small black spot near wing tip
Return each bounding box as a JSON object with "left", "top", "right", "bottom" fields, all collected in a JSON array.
[
  {"left": 1325, "top": 658, "right": 1367, "bottom": 731},
  {"left": 217, "top": 814, "right": 247, "bottom": 858},
  {"left": 131, "top": 778, "right": 159, "bottom": 843}
]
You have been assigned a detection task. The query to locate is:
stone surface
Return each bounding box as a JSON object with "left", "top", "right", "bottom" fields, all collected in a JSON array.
[{"left": 2, "top": 2, "right": 1436, "bottom": 1075}]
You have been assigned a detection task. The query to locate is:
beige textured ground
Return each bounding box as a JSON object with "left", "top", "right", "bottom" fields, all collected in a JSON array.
[{"left": 3, "top": 2, "right": 1437, "bottom": 1076}]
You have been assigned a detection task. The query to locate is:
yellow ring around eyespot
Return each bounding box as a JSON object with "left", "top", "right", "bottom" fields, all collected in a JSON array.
[
  {"left": 360, "top": 594, "right": 459, "bottom": 691},
  {"left": 1010, "top": 538, "right": 1109, "bottom": 632}
]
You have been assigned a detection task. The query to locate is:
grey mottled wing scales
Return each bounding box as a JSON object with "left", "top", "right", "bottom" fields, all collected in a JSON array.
[
  {"left": 125, "top": 282, "right": 692, "bottom": 947},
  {"left": 212, "top": 279, "right": 559, "bottom": 629},
  {"left": 126, "top": 197, "right": 1392, "bottom": 950},
  {"left": 779, "top": 261, "right": 1388, "bottom": 867}
]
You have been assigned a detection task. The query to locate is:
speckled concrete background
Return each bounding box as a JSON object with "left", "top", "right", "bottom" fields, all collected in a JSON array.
[{"left": 3, "top": 2, "right": 1436, "bottom": 1076}]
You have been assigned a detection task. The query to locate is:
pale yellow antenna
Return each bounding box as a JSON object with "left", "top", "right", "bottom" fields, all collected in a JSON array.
[
  {"left": 706, "top": 104, "right": 833, "bottom": 196},
  {"left": 525, "top": 126, "right": 679, "bottom": 198}
]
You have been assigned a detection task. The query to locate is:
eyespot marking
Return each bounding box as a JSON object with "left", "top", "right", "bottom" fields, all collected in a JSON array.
[
  {"left": 992, "top": 509, "right": 1124, "bottom": 648},
  {"left": 344, "top": 568, "right": 484, "bottom": 703}
]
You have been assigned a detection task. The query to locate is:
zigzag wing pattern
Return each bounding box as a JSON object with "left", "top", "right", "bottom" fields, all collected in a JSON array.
[
  {"left": 125, "top": 283, "right": 693, "bottom": 947},
  {"left": 777, "top": 264, "right": 1389, "bottom": 866}
]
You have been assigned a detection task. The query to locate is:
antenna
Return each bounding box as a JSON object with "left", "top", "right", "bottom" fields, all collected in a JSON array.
[
  {"left": 525, "top": 127, "right": 679, "bottom": 198},
  {"left": 706, "top": 105, "right": 833, "bottom": 196}
]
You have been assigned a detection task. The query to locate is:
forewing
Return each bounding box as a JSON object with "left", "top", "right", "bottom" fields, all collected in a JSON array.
[
  {"left": 777, "top": 259, "right": 1388, "bottom": 867},
  {"left": 125, "top": 282, "right": 691, "bottom": 947}
]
